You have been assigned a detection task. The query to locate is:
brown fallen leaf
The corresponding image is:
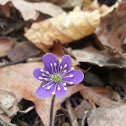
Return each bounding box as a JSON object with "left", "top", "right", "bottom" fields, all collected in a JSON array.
[
  {"left": 24, "top": 8, "right": 100, "bottom": 50},
  {"left": 87, "top": 103, "right": 126, "bottom": 126},
  {"left": 51, "top": 40, "right": 79, "bottom": 67},
  {"left": 0, "top": 37, "right": 16, "bottom": 57},
  {"left": 95, "top": 0, "right": 126, "bottom": 59},
  {"left": 80, "top": 86, "right": 120, "bottom": 107},
  {"left": 0, "top": 62, "right": 85, "bottom": 125},
  {"left": 74, "top": 100, "right": 91, "bottom": 119},
  {"left": 0, "top": 0, "right": 64, "bottom": 21},
  {"left": 72, "top": 46, "right": 126, "bottom": 68},
  {"left": 6, "top": 42, "right": 41, "bottom": 63}
]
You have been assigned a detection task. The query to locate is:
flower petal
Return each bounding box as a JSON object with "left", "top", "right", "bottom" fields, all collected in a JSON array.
[
  {"left": 36, "top": 82, "right": 55, "bottom": 98},
  {"left": 62, "top": 70, "right": 84, "bottom": 84},
  {"left": 55, "top": 83, "right": 68, "bottom": 98},
  {"left": 60, "top": 55, "right": 72, "bottom": 73},
  {"left": 33, "top": 68, "right": 50, "bottom": 82},
  {"left": 43, "top": 53, "right": 59, "bottom": 74}
]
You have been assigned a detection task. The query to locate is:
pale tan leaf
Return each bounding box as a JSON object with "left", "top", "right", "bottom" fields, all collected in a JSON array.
[
  {"left": 26, "top": 0, "right": 83, "bottom": 8},
  {"left": 0, "top": 62, "right": 85, "bottom": 125},
  {"left": 82, "top": 0, "right": 119, "bottom": 17},
  {"left": 88, "top": 103, "right": 126, "bottom": 126},
  {"left": 24, "top": 9, "right": 100, "bottom": 50},
  {"left": 0, "top": 0, "right": 64, "bottom": 20}
]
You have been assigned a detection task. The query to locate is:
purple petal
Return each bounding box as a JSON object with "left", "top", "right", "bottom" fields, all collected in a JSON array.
[
  {"left": 33, "top": 68, "right": 50, "bottom": 82},
  {"left": 36, "top": 82, "right": 55, "bottom": 98},
  {"left": 60, "top": 55, "right": 72, "bottom": 73},
  {"left": 43, "top": 53, "right": 59, "bottom": 74},
  {"left": 62, "top": 70, "right": 84, "bottom": 84},
  {"left": 55, "top": 84, "right": 68, "bottom": 98}
]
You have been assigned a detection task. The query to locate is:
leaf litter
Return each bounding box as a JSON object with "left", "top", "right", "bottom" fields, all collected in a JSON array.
[{"left": 0, "top": 0, "right": 126, "bottom": 126}]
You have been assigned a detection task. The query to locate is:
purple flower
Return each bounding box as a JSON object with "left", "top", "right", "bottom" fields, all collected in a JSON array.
[{"left": 33, "top": 53, "right": 84, "bottom": 98}]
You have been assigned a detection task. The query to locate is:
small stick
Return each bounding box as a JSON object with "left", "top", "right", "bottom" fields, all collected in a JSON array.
[
  {"left": 66, "top": 99, "right": 78, "bottom": 126},
  {"left": 81, "top": 110, "right": 88, "bottom": 126}
]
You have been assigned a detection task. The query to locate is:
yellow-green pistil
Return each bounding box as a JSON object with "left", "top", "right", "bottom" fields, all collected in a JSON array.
[{"left": 52, "top": 74, "right": 62, "bottom": 83}]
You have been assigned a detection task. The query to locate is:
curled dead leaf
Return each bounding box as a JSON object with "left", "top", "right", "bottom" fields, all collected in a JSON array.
[
  {"left": 72, "top": 46, "right": 126, "bottom": 68},
  {"left": 83, "top": 0, "right": 119, "bottom": 16},
  {"left": 95, "top": 0, "right": 126, "bottom": 59},
  {"left": 24, "top": 9, "right": 100, "bottom": 50}
]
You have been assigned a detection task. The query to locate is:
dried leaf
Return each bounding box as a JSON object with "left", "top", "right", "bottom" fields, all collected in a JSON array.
[
  {"left": 83, "top": 0, "right": 118, "bottom": 16},
  {"left": 88, "top": 103, "right": 126, "bottom": 126},
  {"left": 72, "top": 46, "right": 126, "bottom": 68},
  {"left": 0, "top": 62, "right": 85, "bottom": 125},
  {"left": 0, "top": 0, "right": 64, "bottom": 20},
  {"left": 51, "top": 41, "right": 79, "bottom": 66},
  {"left": 0, "top": 37, "right": 16, "bottom": 57},
  {"left": 74, "top": 100, "right": 91, "bottom": 119},
  {"left": 25, "top": 9, "right": 100, "bottom": 50},
  {"left": 26, "top": 0, "right": 83, "bottom": 8},
  {"left": 95, "top": 0, "right": 126, "bottom": 59},
  {"left": 6, "top": 42, "right": 41, "bottom": 63},
  {"left": 80, "top": 86, "right": 120, "bottom": 107},
  {"left": 0, "top": 90, "right": 17, "bottom": 116}
]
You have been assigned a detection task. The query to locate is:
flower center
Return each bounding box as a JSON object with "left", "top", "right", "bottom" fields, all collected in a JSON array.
[{"left": 52, "top": 74, "right": 62, "bottom": 83}]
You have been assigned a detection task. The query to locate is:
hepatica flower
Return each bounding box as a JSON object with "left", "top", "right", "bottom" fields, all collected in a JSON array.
[{"left": 33, "top": 53, "right": 84, "bottom": 98}]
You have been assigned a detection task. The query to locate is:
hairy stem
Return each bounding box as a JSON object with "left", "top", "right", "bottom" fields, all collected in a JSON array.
[{"left": 49, "top": 95, "right": 56, "bottom": 126}]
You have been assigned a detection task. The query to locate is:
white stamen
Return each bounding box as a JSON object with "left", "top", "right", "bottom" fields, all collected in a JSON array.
[
  {"left": 54, "top": 63, "right": 57, "bottom": 67},
  {"left": 59, "top": 60, "right": 62, "bottom": 64},
  {"left": 52, "top": 92, "right": 55, "bottom": 95},
  {"left": 39, "top": 77, "right": 43, "bottom": 80},
  {"left": 64, "top": 64, "right": 67, "bottom": 68},
  {"left": 44, "top": 78, "right": 48, "bottom": 81},
  {"left": 60, "top": 66, "right": 63, "bottom": 70},
  {"left": 71, "top": 67, "right": 74, "bottom": 70},
  {"left": 64, "top": 87, "right": 67, "bottom": 90},
  {"left": 70, "top": 81, "right": 73, "bottom": 84},
  {"left": 42, "top": 85, "right": 46, "bottom": 87},
  {"left": 47, "top": 86, "right": 50, "bottom": 90},
  {"left": 46, "top": 71, "right": 49, "bottom": 74},
  {"left": 63, "top": 83, "right": 66, "bottom": 86},
  {"left": 57, "top": 87, "right": 60, "bottom": 91},
  {"left": 52, "top": 84, "right": 57, "bottom": 95},
  {"left": 50, "top": 63, "right": 53, "bottom": 67},
  {"left": 64, "top": 70, "right": 67, "bottom": 73},
  {"left": 50, "top": 63, "right": 53, "bottom": 73},
  {"left": 40, "top": 69, "right": 44, "bottom": 72},
  {"left": 42, "top": 73, "right": 45, "bottom": 76},
  {"left": 69, "top": 75, "right": 73, "bottom": 78}
]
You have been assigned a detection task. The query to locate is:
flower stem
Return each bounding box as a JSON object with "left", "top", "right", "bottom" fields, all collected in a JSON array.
[{"left": 49, "top": 95, "right": 56, "bottom": 126}]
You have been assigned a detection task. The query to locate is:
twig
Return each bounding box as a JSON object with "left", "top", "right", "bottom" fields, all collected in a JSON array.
[
  {"left": 81, "top": 110, "right": 88, "bottom": 126},
  {"left": 0, "top": 115, "right": 17, "bottom": 126},
  {"left": 18, "top": 106, "right": 34, "bottom": 113},
  {"left": 66, "top": 99, "right": 78, "bottom": 126}
]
